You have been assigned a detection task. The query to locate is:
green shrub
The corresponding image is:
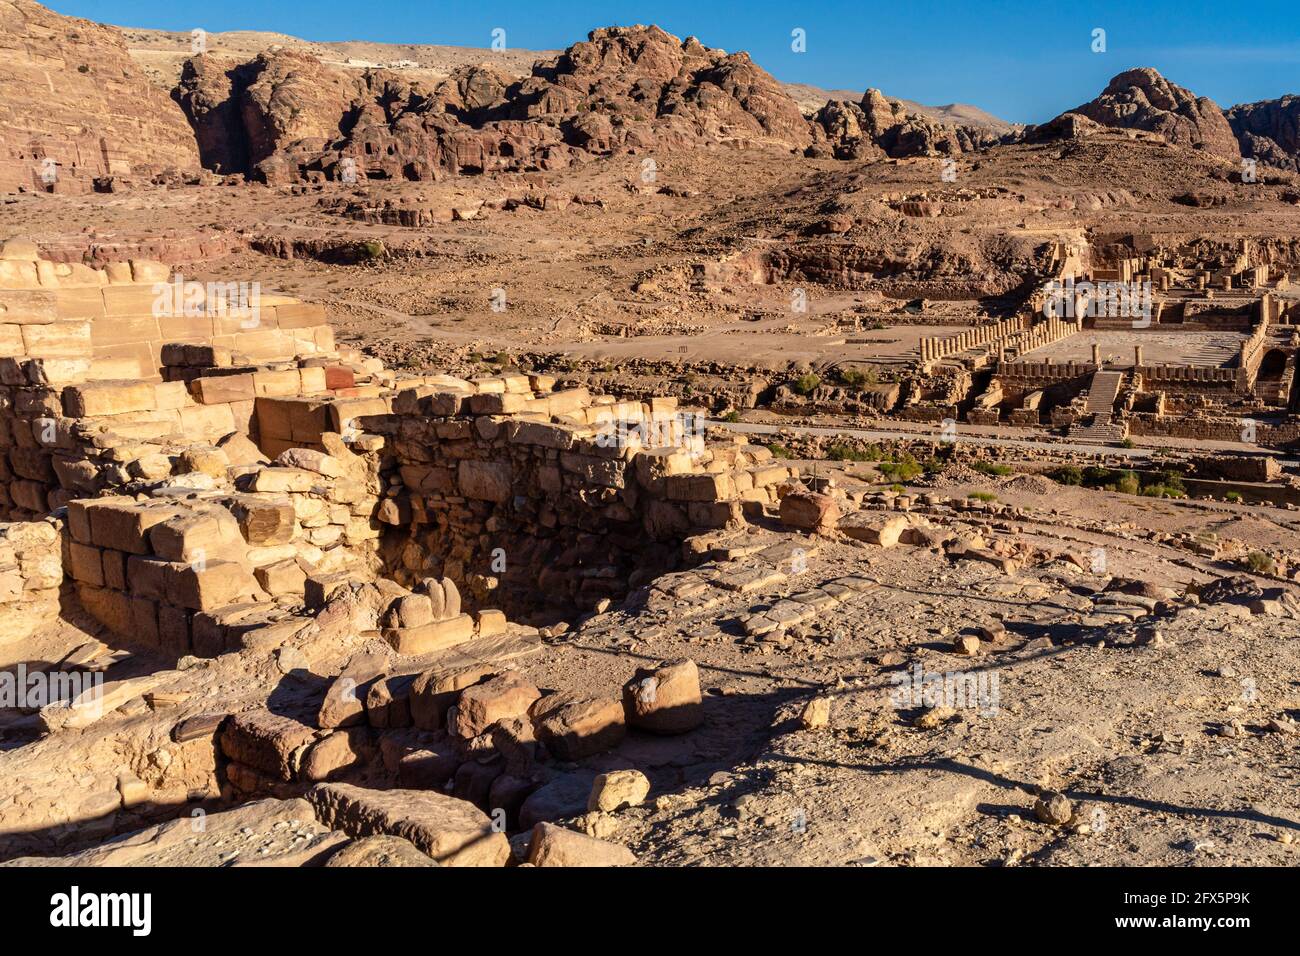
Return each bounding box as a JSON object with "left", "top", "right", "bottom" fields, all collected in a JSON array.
[
  {"left": 1247, "top": 551, "right": 1276, "bottom": 575},
  {"left": 767, "top": 443, "right": 792, "bottom": 459},
  {"left": 968, "top": 491, "right": 997, "bottom": 503},
  {"left": 1114, "top": 471, "right": 1140, "bottom": 495},
  {"left": 790, "top": 373, "right": 822, "bottom": 396},
  {"left": 357, "top": 239, "right": 386, "bottom": 260},
  {"left": 721, "top": 410, "right": 741, "bottom": 423},
  {"left": 1140, "top": 484, "right": 1185, "bottom": 499},
  {"left": 878, "top": 454, "right": 922, "bottom": 482},
  {"left": 971, "top": 461, "right": 1012, "bottom": 477},
  {"left": 827, "top": 442, "right": 872, "bottom": 462},
  {"left": 1051, "top": 465, "right": 1084, "bottom": 485},
  {"left": 837, "top": 366, "right": 878, "bottom": 390},
  {"left": 1225, "top": 491, "right": 1244, "bottom": 503}
]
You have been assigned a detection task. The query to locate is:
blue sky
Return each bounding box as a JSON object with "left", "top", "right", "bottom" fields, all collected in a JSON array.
[{"left": 51, "top": 0, "right": 1300, "bottom": 123}]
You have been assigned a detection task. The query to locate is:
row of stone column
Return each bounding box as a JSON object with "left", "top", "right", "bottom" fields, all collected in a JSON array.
[{"left": 919, "top": 315, "right": 1031, "bottom": 362}]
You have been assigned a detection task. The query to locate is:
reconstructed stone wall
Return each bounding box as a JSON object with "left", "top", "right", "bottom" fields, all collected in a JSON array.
[
  {"left": 62, "top": 437, "right": 386, "bottom": 658},
  {"left": 2, "top": 240, "right": 808, "bottom": 655},
  {"left": 1127, "top": 413, "right": 1300, "bottom": 446}
]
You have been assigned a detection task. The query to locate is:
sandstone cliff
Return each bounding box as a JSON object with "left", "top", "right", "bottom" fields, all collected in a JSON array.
[
  {"left": 0, "top": 0, "right": 200, "bottom": 192},
  {"left": 1228, "top": 95, "right": 1300, "bottom": 172},
  {"left": 808, "top": 88, "right": 1009, "bottom": 159},
  {"left": 172, "top": 25, "right": 814, "bottom": 185}
]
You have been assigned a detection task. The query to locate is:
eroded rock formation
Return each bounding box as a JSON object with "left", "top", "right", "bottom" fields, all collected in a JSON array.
[
  {"left": 1038, "top": 67, "right": 1241, "bottom": 161},
  {"left": 1229, "top": 95, "right": 1300, "bottom": 172},
  {"left": 808, "top": 89, "right": 1009, "bottom": 159}
]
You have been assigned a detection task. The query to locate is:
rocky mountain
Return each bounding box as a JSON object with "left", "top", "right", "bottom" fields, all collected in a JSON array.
[
  {"left": 1036, "top": 67, "right": 1240, "bottom": 161},
  {"left": 784, "top": 81, "right": 1015, "bottom": 132},
  {"left": 0, "top": 0, "right": 200, "bottom": 192},
  {"left": 1229, "top": 95, "right": 1300, "bottom": 172},
  {"left": 10, "top": 2, "right": 1298, "bottom": 193},
  {"left": 807, "top": 88, "right": 1010, "bottom": 160},
  {"left": 175, "top": 24, "right": 815, "bottom": 184}
]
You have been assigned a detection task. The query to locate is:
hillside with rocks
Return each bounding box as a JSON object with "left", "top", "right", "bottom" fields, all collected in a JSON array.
[{"left": 1229, "top": 95, "right": 1300, "bottom": 172}]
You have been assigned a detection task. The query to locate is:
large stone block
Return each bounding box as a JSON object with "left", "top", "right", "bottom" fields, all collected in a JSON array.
[
  {"left": 63, "top": 380, "right": 157, "bottom": 417},
  {"left": 221, "top": 710, "right": 317, "bottom": 781},
  {"left": 307, "top": 783, "right": 508, "bottom": 867},
  {"left": 383, "top": 614, "right": 475, "bottom": 656},
  {"left": 532, "top": 695, "right": 626, "bottom": 759},
  {"left": 448, "top": 671, "right": 541, "bottom": 739},
  {"left": 622, "top": 658, "right": 704, "bottom": 734}
]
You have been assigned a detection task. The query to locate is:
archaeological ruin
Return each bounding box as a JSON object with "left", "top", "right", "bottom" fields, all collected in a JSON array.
[{"left": 1, "top": 0, "right": 1299, "bottom": 891}]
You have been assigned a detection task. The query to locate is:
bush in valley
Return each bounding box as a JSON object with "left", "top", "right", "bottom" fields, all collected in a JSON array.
[
  {"left": 836, "top": 366, "right": 878, "bottom": 391},
  {"left": 791, "top": 373, "right": 822, "bottom": 396},
  {"left": 1050, "top": 464, "right": 1083, "bottom": 485},
  {"left": 827, "top": 442, "right": 873, "bottom": 462},
  {"left": 877, "top": 454, "right": 922, "bottom": 482}
]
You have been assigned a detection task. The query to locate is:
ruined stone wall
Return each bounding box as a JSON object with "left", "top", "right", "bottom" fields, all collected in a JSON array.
[
  {"left": 372, "top": 376, "right": 796, "bottom": 619},
  {"left": 993, "top": 361, "right": 1095, "bottom": 410},
  {"left": 2, "top": 240, "right": 809, "bottom": 654},
  {"left": 1134, "top": 364, "right": 1239, "bottom": 396},
  {"left": 62, "top": 436, "right": 386, "bottom": 658},
  {"left": 1127, "top": 413, "right": 1300, "bottom": 447},
  {"left": 0, "top": 242, "right": 353, "bottom": 518},
  {"left": 0, "top": 517, "right": 61, "bottom": 646}
]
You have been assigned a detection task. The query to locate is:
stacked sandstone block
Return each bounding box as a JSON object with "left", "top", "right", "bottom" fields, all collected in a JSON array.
[
  {"left": 217, "top": 650, "right": 702, "bottom": 836},
  {"left": 0, "top": 239, "right": 379, "bottom": 518},
  {"left": 0, "top": 238, "right": 335, "bottom": 374},
  {"left": 378, "top": 575, "right": 498, "bottom": 656},
  {"left": 0, "top": 518, "right": 62, "bottom": 645},
  {"left": 63, "top": 440, "right": 385, "bottom": 656}
]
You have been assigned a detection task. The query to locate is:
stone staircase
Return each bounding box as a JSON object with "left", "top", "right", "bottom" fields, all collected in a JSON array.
[{"left": 1069, "top": 370, "right": 1129, "bottom": 442}]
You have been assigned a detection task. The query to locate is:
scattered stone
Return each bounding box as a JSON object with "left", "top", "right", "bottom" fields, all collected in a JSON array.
[
  {"left": 526, "top": 822, "right": 635, "bottom": 867},
  {"left": 588, "top": 770, "right": 651, "bottom": 812}
]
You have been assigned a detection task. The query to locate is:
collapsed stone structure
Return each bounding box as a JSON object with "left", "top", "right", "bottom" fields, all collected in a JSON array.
[
  {"left": 0, "top": 234, "right": 811, "bottom": 862},
  {"left": 1, "top": 235, "right": 791, "bottom": 645}
]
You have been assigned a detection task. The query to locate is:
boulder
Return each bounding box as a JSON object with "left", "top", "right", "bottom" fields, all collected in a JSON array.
[
  {"left": 527, "top": 822, "right": 635, "bottom": 867},
  {"left": 621, "top": 658, "right": 704, "bottom": 734},
  {"left": 307, "top": 783, "right": 508, "bottom": 867}
]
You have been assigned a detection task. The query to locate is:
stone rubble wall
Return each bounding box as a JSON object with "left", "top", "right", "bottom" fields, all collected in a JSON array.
[
  {"left": 0, "top": 517, "right": 62, "bottom": 646},
  {"left": 61, "top": 435, "right": 386, "bottom": 657},
  {"left": 2, "top": 242, "right": 809, "bottom": 654},
  {"left": 367, "top": 374, "right": 800, "bottom": 616}
]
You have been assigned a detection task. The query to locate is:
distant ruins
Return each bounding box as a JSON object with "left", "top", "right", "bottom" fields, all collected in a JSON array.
[{"left": 904, "top": 238, "right": 1300, "bottom": 446}]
